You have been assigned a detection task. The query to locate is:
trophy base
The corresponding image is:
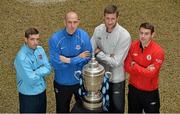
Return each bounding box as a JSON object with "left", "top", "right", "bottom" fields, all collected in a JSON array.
[
  {"left": 82, "top": 99, "right": 102, "bottom": 110},
  {"left": 71, "top": 100, "right": 105, "bottom": 113}
]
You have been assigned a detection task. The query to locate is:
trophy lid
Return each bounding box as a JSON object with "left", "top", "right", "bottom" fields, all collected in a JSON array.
[{"left": 83, "top": 57, "right": 105, "bottom": 76}]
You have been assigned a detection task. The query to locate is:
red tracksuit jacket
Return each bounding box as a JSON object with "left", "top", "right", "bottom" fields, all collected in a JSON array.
[{"left": 125, "top": 40, "right": 165, "bottom": 91}]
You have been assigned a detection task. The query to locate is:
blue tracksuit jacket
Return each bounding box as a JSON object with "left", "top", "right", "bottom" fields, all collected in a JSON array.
[
  {"left": 14, "top": 44, "right": 51, "bottom": 95},
  {"left": 48, "top": 28, "right": 92, "bottom": 85}
]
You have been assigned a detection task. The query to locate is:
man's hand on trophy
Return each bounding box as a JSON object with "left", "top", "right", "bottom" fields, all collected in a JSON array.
[
  {"left": 95, "top": 48, "right": 101, "bottom": 54},
  {"left": 78, "top": 51, "right": 91, "bottom": 58}
]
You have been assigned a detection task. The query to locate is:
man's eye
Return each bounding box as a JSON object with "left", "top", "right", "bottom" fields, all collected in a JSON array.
[
  {"left": 140, "top": 32, "right": 143, "bottom": 35},
  {"left": 145, "top": 33, "right": 149, "bottom": 35}
]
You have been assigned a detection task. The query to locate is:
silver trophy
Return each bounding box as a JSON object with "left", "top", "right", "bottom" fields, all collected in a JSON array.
[{"left": 75, "top": 57, "right": 111, "bottom": 110}]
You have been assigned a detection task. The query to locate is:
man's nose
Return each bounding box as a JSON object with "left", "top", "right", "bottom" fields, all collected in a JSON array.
[
  {"left": 108, "top": 19, "right": 112, "bottom": 23},
  {"left": 141, "top": 33, "right": 145, "bottom": 37},
  {"left": 71, "top": 23, "right": 75, "bottom": 28},
  {"left": 34, "top": 40, "right": 38, "bottom": 44}
]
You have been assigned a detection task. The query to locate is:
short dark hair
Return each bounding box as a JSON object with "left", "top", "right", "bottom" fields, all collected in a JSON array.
[
  {"left": 139, "top": 22, "right": 154, "bottom": 34},
  {"left": 104, "top": 5, "right": 119, "bottom": 17},
  {"left": 25, "top": 28, "right": 39, "bottom": 38}
]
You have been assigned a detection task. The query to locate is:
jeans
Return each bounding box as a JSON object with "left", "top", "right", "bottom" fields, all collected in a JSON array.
[
  {"left": 54, "top": 81, "right": 80, "bottom": 113},
  {"left": 108, "top": 81, "right": 125, "bottom": 113},
  {"left": 19, "top": 90, "right": 46, "bottom": 113}
]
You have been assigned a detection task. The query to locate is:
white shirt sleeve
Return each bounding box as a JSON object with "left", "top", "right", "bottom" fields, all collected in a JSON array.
[{"left": 96, "top": 35, "right": 131, "bottom": 67}]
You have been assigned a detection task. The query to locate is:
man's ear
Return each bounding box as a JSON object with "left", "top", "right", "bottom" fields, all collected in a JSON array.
[
  {"left": 64, "top": 20, "right": 66, "bottom": 26},
  {"left": 152, "top": 32, "right": 155, "bottom": 38},
  {"left": 24, "top": 37, "right": 27, "bottom": 43},
  {"left": 78, "top": 18, "right": 80, "bottom": 23}
]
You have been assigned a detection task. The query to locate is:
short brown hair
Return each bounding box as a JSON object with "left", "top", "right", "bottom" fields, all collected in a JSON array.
[
  {"left": 25, "top": 28, "right": 39, "bottom": 38},
  {"left": 104, "top": 5, "right": 119, "bottom": 17},
  {"left": 139, "top": 22, "right": 154, "bottom": 34}
]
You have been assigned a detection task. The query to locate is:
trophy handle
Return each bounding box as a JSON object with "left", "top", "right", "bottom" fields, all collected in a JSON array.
[
  {"left": 102, "top": 72, "right": 111, "bottom": 112},
  {"left": 105, "top": 71, "right": 112, "bottom": 80},
  {"left": 74, "top": 70, "right": 82, "bottom": 80}
]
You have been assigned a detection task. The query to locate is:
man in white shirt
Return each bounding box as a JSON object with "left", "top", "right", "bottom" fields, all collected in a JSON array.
[{"left": 91, "top": 4, "right": 131, "bottom": 112}]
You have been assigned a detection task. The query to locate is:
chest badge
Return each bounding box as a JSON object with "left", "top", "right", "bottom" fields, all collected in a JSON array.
[
  {"left": 75, "top": 45, "right": 81, "bottom": 50},
  {"left": 38, "top": 54, "right": 42, "bottom": 60},
  {"left": 146, "top": 54, "right": 152, "bottom": 61}
]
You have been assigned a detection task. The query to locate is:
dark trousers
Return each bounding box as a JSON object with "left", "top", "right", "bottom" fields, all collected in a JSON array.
[
  {"left": 128, "top": 84, "right": 160, "bottom": 113},
  {"left": 54, "top": 81, "right": 80, "bottom": 113},
  {"left": 108, "top": 81, "right": 125, "bottom": 113},
  {"left": 19, "top": 90, "right": 46, "bottom": 113}
]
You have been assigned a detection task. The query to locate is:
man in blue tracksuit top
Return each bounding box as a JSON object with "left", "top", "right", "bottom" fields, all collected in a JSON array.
[
  {"left": 48, "top": 11, "right": 92, "bottom": 112},
  {"left": 14, "top": 28, "right": 51, "bottom": 113}
]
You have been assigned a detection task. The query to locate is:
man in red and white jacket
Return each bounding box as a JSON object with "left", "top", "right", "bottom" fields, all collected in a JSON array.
[{"left": 125, "top": 22, "right": 165, "bottom": 113}]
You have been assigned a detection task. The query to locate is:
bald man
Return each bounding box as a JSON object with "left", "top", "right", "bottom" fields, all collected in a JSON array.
[{"left": 48, "top": 11, "right": 92, "bottom": 112}]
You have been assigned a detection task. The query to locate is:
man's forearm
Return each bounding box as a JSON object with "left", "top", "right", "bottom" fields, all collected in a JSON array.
[{"left": 60, "top": 55, "right": 70, "bottom": 63}]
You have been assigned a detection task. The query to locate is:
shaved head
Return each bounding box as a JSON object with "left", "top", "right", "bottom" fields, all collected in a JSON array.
[{"left": 65, "top": 11, "right": 79, "bottom": 21}]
